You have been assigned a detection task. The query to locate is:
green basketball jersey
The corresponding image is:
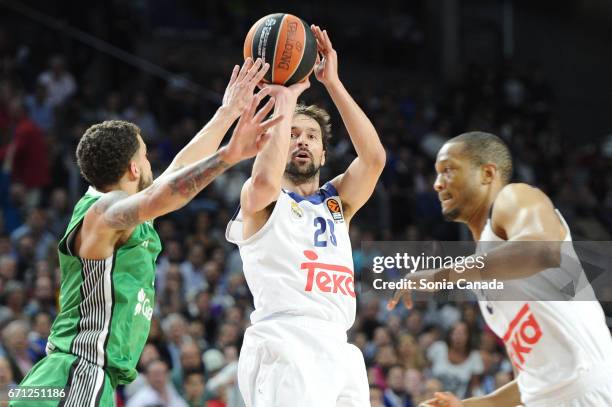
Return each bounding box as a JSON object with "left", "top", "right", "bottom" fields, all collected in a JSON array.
[{"left": 47, "top": 186, "right": 162, "bottom": 386}]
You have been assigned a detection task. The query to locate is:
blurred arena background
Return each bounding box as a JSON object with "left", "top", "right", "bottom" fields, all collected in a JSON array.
[{"left": 0, "top": 0, "right": 611, "bottom": 406}]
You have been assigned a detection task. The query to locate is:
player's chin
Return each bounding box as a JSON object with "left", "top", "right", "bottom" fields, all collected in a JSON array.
[{"left": 442, "top": 207, "right": 461, "bottom": 221}]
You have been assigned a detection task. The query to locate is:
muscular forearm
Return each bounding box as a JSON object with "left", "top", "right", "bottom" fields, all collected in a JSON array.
[
  {"left": 442, "top": 240, "right": 562, "bottom": 283},
  {"left": 325, "top": 80, "right": 384, "bottom": 163},
  {"left": 464, "top": 379, "right": 521, "bottom": 407},
  {"left": 162, "top": 106, "right": 238, "bottom": 175},
  {"left": 251, "top": 93, "right": 296, "bottom": 186},
  {"left": 103, "top": 148, "right": 233, "bottom": 228}
]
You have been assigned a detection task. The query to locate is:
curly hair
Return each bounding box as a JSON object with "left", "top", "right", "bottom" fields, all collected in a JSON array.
[
  {"left": 294, "top": 104, "right": 332, "bottom": 150},
  {"left": 76, "top": 120, "right": 141, "bottom": 190}
]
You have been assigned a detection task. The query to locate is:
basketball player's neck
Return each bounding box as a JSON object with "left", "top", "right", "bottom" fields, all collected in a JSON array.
[
  {"left": 281, "top": 175, "right": 320, "bottom": 197},
  {"left": 100, "top": 176, "right": 139, "bottom": 195},
  {"left": 466, "top": 183, "right": 503, "bottom": 241}
]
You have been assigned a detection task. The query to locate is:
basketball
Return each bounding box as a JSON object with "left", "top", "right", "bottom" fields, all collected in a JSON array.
[{"left": 244, "top": 13, "right": 317, "bottom": 86}]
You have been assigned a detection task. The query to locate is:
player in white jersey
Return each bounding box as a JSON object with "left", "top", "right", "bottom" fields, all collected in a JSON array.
[
  {"left": 388, "top": 132, "right": 612, "bottom": 406},
  {"left": 226, "top": 26, "right": 385, "bottom": 406}
]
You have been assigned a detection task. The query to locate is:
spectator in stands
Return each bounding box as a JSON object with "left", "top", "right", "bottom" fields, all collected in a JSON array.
[
  {"left": 172, "top": 341, "right": 204, "bottom": 394},
  {"left": 37, "top": 55, "right": 76, "bottom": 108},
  {"left": 46, "top": 188, "right": 71, "bottom": 237},
  {"left": 0, "top": 98, "right": 50, "bottom": 200},
  {"left": 126, "top": 359, "right": 188, "bottom": 407},
  {"left": 163, "top": 313, "right": 191, "bottom": 372},
  {"left": 10, "top": 207, "right": 56, "bottom": 263},
  {"left": 1, "top": 319, "right": 34, "bottom": 382},
  {"left": 427, "top": 321, "right": 483, "bottom": 399},
  {"left": 183, "top": 369, "right": 210, "bottom": 407},
  {"left": 24, "top": 83, "right": 54, "bottom": 132},
  {"left": 123, "top": 91, "right": 159, "bottom": 142},
  {"left": 125, "top": 343, "right": 162, "bottom": 400},
  {"left": 27, "top": 311, "right": 51, "bottom": 362},
  {"left": 24, "top": 275, "right": 56, "bottom": 317},
  {"left": 0, "top": 281, "right": 27, "bottom": 324},
  {"left": 383, "top": 364, "right": 414, "bottom": 407},
  {"left": 0, "top": 356, "right": 15, "bottom": 395}
]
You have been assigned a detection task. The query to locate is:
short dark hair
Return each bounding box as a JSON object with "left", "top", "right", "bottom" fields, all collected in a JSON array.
[
  {"left": 76, "top": 120, "right": 141, "bottom": 190},
  {"left": 448, "top": 131, "right": 513, "bottom": 184},
  {"left": 294, "top": 104, "right": 332, "bottom": 150}
]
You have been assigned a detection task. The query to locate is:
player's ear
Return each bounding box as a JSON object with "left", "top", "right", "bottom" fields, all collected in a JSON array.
[
  {"left": 481, "top": 163, "right": 496, "bottom": 185},
  {"left": 321, "top": 150, "right": 326, "bottom": 167},
  {"left": 128, "top": 161, "right": 140, "bottom": 181}
]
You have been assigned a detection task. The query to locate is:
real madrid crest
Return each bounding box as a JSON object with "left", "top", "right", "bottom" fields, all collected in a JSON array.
[{"left": 290, "top": 201, "right": 304, "bottom": 220}]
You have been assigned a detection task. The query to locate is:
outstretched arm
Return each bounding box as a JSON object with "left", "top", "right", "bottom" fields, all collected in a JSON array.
[
  {"left": 96, "top": 91, "right": 281, "bottom": 229},
  {"left": 240, "top": 80, "right": 311, "bottom": 216},
  {"left": 311, "top": 26, "right": 386, "bottom": 221},
  {"left": 159, "top": 58, "right": 269, "bottom": 178}
]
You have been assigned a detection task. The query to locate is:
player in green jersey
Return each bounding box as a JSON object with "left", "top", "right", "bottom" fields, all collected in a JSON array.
[{"left": 11, "top": 58, "right": 282, "bottom": 407}]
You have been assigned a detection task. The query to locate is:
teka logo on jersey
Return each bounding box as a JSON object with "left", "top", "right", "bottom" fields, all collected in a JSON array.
[
  {"left": 503, "top": 303, "right": 542, "bottom": 370},
  {"left": 301, "top": 250, "right": 355, "bottom": 297}
]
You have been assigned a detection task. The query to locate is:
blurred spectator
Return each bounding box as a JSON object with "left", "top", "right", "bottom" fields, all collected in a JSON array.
[
  {"left": 24, "top": 275, "right": 56, "bottom": 317},
  {"left": 0, "top": 281, "right": 27, "bottom": 324},
  {"left": 46, "top": 188, "right": 71, "bottom": 237},
  {"left": 10, "top": 207, "right": 56, "bottom": 264},
  {"left": 183, "top": 369, "right": 211, "bottom": 407},
  {"left": 123, "top": 92, "right": 159, "bottom": 142},
  {"left": 397, "top": 334, "right": 426, "bottom": 371},
  {"left": 125, "top": 343, "right": 162, "bottom": 400},
  {"left": 172, "top": 341, "right": 204, "bottom": 394},
  {"left": 0, "top": 356, "right": 15, "bottom": 395},
  {"left": 24, "top": 83, "right": 54, "bottom": 132},
  {"left": 0, "top": 98, "right": 50, "bottom": 196},
  {"left": 126, "top": 359, "right": 188, "bottom": 407},
  {"left": 1, "top": 320, "right": 34, "bottom": 382},
  {"left": 383, "top": 365, "right": 414, "bottom": 407},
  {"left": 27, "top": 311, "right": 51, "bottom": 362},
  {"left": 427, "top": 321, "right": 483, "bottom": 399},
  {"left": 162, "top": 313, "right": 191, "bottom": 372},
  {"left": 37, "top": 55, "right": 76, "bottom": 108},
  {"left": 181, "top": 243, "right": 207, "bottom": 296}
]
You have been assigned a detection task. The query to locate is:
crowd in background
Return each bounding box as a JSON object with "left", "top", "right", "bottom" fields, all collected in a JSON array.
[{"left": 1, "top": 3, "right": 612, "bottom": 407}]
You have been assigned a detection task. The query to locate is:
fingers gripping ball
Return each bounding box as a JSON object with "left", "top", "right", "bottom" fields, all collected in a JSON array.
[{"left": 244, "top": 13, "right": 317, "bottom": 86}]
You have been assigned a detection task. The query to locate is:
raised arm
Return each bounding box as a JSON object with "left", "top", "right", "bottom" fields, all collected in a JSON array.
[
  {"left": 311, "top": 26, "right": 386, "bottom": 221},
  {"left": 96, "top": 92, "right": 281, "bottom": 229},
  {"left": 159, "top": 58, "right": 270, "bottom": 178},
  {"left": 240, "top": 80, "right": 310, "bottom": 216}
]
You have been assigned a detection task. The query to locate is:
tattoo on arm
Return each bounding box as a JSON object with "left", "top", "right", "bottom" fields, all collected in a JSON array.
[
  {"left": 95, "top": 152, "right": 230, "bottom": 230},
  {"left": 168, "top": 152, "right": 230, "bottom": 197},
  {"left": 93, "top": 191, "right": 141, "bottom": 230}
]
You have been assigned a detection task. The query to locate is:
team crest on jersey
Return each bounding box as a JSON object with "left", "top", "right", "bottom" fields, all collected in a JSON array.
[
  {"left": 290, "top": 201, "right": 304, "bottom": 220},
  {"left": 326, "top": 198, "right": 344, "bottom": 223}
]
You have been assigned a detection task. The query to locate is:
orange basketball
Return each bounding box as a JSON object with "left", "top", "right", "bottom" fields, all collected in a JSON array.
[{"left": 244, "top": 13, "right": 317, "bottom": 86}]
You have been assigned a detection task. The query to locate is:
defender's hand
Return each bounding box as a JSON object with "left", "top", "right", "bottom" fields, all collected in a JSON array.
[
  {"left": 260, "top": 78, "right": 311, "bottom": 101},
  {"left": 386, "top": 268, "right": 442, "bottom": 311},
  {"left": 221, "top": 90, "right": 282, "bottom": 164},
  {"left": 311, "top": 25, "right": 339, "bottom": 86},
  {"left": 222, "top": 58, "right": 270, "bottom": 118},
  {"left": 420, "top": 392, "right": 465, "bottom": 407}
]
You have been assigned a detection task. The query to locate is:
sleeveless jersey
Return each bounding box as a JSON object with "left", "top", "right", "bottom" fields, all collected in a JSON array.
[
  {"left": 226, "top": 182, "right": 356, "bottom": 331},
  {"left": 47, "top": 187, "right": 162, "bottom": 386},
  {"left": 476, "top": 209, "right": 612, "bottom": 404}
]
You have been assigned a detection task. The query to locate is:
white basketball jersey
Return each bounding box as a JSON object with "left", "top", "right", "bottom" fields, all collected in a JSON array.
[
  {"left": 476, "top": 210, "right": 612, "bottom": 404},
  {"left": 226, "top": 182, "right": 356, "bottom": 331}
]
